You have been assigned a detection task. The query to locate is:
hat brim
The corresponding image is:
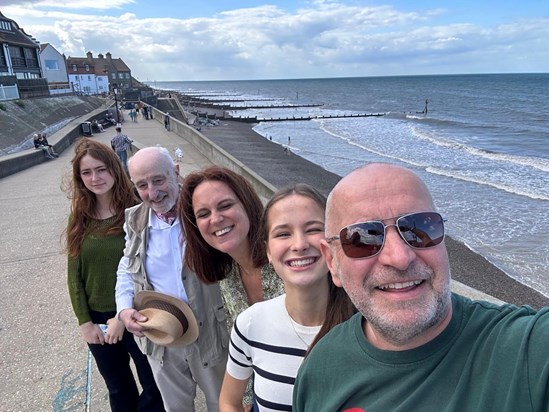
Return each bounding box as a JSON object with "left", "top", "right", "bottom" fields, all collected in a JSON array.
[{"left": 134, "top": 291, "right": 199, "bottom": 347}]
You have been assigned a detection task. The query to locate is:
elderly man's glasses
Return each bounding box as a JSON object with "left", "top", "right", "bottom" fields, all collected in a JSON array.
[{"left": 326, "top": 212, "right": 446, "bottom": 259}]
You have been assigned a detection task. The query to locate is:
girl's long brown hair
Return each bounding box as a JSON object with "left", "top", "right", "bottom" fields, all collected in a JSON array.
[
  {"left": 63, "top": 138, "right": 138, "bottom": 257},
  {"left": 261, "top": 184, "right": 356, "bottom": 354},
  {"left": 178, "top": 166, "right": 266, "bottom": 284}
]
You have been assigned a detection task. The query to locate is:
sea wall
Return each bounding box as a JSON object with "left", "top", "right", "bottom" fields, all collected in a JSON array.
[
  {"left": 0, "top": 107, "right": 108, "bottom": 178},
  {"left": 146, "top": 106, "right": 278, "bottom": 200},
  {"left": 0, "top": 95, "right": 105, "bottom": 152}
]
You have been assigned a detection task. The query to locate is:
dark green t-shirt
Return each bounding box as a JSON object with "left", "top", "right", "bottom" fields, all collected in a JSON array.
[{"left": 294, "top": 293, "right": 549, "bottom": 412}]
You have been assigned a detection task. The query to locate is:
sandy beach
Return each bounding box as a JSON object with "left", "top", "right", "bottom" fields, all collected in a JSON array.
[{"left": 199, "top": 118, "right": 549, "bottom": 310}]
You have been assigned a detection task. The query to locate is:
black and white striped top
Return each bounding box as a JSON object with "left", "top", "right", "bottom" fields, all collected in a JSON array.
[{"left": 227, "top": 294, "right": 321, "bottom": 412}]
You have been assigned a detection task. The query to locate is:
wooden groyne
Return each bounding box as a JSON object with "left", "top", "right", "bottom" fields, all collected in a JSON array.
[
  {"left": 219, "top": 103, "right": 323, "bottom": 110},
  {"left": 227, "top": 112, "right": 386, "bottom": 123},
  {"left": 173, "top": 91, "right": 385, "bottom": 124}
]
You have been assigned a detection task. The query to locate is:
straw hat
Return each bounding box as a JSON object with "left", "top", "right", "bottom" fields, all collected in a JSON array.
[{"left": 134, "top": 291, "right": 199, "bottom": 347}]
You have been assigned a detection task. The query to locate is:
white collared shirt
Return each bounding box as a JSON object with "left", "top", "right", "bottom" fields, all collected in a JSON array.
[{"left": 116, "top": 209, "right": 188, "bottom": 314}]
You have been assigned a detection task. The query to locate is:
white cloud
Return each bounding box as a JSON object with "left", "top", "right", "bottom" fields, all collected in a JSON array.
[
  {"left": 2, "top": 2, "right": 548, "bottom": 80},
  {"left": 2, "top": 0, "right": 135, "bottom": 10}
]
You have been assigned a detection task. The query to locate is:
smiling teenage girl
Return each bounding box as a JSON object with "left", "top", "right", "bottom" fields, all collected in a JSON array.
[{"left": 219, "top": 184, "right": 355, "bottom": 412}]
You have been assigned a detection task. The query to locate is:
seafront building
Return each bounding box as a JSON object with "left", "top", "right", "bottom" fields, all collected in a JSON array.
[
  {"left": 66, "top": 51, "right": 132, "bottom": 96},
  {"left": 1, "top": 11, "right": 135, "bottom": 100},
  {"left": 0, "top": 11, "right": 48, "bottom": 99},
  {"left": 39, "top": 43, "right": 71, "bottom": 95}
]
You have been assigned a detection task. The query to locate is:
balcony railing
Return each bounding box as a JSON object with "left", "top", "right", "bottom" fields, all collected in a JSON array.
[
  {"left": 27, "top": 58, "right": 39, "bottom": 68},
  {"left": 10, "top": 56, "right": 26, "bottom": 67}
]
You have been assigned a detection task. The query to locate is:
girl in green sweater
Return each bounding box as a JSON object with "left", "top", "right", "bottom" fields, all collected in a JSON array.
[{"left": 64, "top": 138, "right": 164, "bottom": 412}]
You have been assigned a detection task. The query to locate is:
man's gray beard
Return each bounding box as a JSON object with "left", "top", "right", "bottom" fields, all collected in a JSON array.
[
  {"left": 362, "top": 290, "right": 450, "bottom": 346},
  {"left": 337, "top": 262, "right": 451, "bottom": 347}
]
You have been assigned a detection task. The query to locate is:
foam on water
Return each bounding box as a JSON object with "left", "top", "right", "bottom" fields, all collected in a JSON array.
[{"left": 167, "top": 75, "right": 549, "bottom": 298}]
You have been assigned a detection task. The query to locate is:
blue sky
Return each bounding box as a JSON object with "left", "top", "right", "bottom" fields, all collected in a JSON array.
[{"left": 2, "top": 0, "right": 548, "bottom": 81}]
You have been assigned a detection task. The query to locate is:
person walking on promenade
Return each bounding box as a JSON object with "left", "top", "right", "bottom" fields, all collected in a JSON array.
[
  {"left": 129, "top": 109, "right": 137, "bottom": 123},
  {"left": 219, "top": 184, "right": 355, "bottom": 412},
  {"left": 115, "top": 147, "right": 229, "bottom": 412},
  {"left": 33, "top": 133, "right": 58, "bottom": 158},
  {"left": 110, "top": 126, "right": 133, "bottom": 172},
  {"left": 293, "top": 163, "right": 549, "bottom": 412},
  {"left": 178, "top": 166, "right": 285, "bottom": 410},
  {"left": 63, "top": 138, "right": 164, "bottom": 412},
  {"left": 164, "top": 112, "right": 170, "bottom": 131}
]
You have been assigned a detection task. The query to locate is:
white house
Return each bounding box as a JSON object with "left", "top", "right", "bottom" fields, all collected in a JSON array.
[{"left": 39, "top": 43, "right": 71, "bottom": 95}]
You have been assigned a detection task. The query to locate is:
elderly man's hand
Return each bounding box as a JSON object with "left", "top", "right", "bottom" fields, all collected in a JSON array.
[{"left": 119, "top": 308, "right": 147, "bottom": 337}]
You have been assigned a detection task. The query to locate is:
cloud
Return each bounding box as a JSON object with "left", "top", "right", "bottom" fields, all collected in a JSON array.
[
  {"left": 2, "top": 2, "right": 548, "bottom": 80},
  {"left": 1, "top": 0, "right": 135, "bottom": 10}
]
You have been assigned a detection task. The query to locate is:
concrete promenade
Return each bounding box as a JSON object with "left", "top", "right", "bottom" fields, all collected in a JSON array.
[{"left": 0, "top": 109, "right": 508, "bottom": 411}]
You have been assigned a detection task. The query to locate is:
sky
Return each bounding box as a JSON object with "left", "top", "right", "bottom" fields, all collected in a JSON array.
[{"left": 1, "top": 0, "right": 548, "bottom": 81}]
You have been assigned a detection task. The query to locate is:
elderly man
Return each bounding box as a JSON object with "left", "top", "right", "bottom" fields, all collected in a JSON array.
[
  {"left": 293, "top": 163, "right": 549, "bottom": 412},
  {"left": 115, "top": 147, "right": 228, "bottom": 412}
]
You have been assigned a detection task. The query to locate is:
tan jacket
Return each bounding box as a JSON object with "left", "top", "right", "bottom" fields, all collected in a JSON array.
[{"left": 124, "top": 203, "right": 229, "bottom": 366}]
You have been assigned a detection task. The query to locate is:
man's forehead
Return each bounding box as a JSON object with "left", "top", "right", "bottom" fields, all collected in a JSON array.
[
  {"left": 131, "top": 169, "right": 169, "bottom": 184},
  {"left": 328, "top": 165, "right": 431, "bottom": 224}
]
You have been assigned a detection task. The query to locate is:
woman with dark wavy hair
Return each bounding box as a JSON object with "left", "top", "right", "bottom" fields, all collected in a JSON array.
[
  {"left": 178, "top": 166, "right": 284, "bottom": 331},
  {"left": 64, "top": 138, "right": 164, "bottom": 412}
]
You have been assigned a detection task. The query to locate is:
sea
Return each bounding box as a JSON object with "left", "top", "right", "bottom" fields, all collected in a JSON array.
[{"left": 160, "top": 74, "right": 549, "bottom": 297}]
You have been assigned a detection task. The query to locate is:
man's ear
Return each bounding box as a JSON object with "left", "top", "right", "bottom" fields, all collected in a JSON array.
[
  {"left": 174, "top": 163, "right": 180, "bottom": 177},
  {"left": 321, "top": 239, "right": 343, "bottom": 287}
]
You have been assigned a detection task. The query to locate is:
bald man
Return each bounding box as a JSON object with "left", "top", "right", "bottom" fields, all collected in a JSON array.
[
  {"left": 115, "top": 147, "right": 228, "bottom": 412},
  {"left": 293, "top": 163, "right": 549, "bottom": 412}
]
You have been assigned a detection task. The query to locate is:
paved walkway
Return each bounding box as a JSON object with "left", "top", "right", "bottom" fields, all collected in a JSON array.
[{"left": 0, "top": 115, "right": 211, "bottom": 411}]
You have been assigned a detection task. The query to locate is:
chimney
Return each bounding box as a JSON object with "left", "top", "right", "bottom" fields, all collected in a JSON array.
[
  {"left": 106, "top": 52, "right": 112, "bottom": 62},
  {"left": 86, "top": 51, "right": 93, "bottom": 62},
  {"left": 98, "top": 53, "right": 104, "bottom": 59}
]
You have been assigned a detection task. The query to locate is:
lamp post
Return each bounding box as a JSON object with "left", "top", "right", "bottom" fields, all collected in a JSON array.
[{"left": 113, "top": 86, "right": 121, "bottom": 124}]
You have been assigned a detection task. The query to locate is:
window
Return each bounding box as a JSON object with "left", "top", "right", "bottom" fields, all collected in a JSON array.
[
  {"left": 87, "top": 75, "right": 91, "bottom": 80},
  {"left": 0, "top": 21, "right": 12, "bottom": 31},
  {"left": 72, "top": 64, "right": 77, "bottom": 71},
  {"left": 125, "top": 73, "right": 130, "bottom": 79},
  {"left": 118, "top": 73, "right": 123, "bottom": 79},
  {"left": 24, "top": 48, "right": 35, "bottom": 59},
  {"left": 98, "top": 77, "right": 103, "bottom": 82},
  {"left": 85, "top": 64, "right": 89, "bottom": 71},
  {"left": 45, "top": 60, "right": 59, "bottom": 70},
  {"left": 111, "top": 73, "right": 116, "bottom": 79},
  {"left": 8, "top": 46, "right": 22, "bottom": 57}
]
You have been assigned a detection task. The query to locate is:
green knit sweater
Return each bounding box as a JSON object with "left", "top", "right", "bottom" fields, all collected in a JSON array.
[{"left": 67, "top": 216, "right": 125, "bottom": 325}]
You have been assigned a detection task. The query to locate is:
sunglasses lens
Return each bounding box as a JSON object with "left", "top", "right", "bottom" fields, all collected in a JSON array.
[
  {"left": 397, "top": 212, "right": 445, "bottom": 248},
  {"left": 339, "top": 222, "right": 385, "bottom": 258},
  {"left": 338, "top": 212, "right": 445, "bottom": 259}
]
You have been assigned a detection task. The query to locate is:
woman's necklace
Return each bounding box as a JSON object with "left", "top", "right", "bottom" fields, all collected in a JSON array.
[{"left": 285, "top": 300, "right": 314, "bottom": 349}]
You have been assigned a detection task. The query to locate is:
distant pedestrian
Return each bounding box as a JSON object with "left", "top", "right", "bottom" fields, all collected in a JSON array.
[
  {"left": 164, "top": 113, "right": 170, "bottom": 131},
  {"left": 110, "top": 127, "right": 133, "bottom": 172},
  {"left": 33, "top": 133, "right": 58, "bottom": 159},
  {"left": 129, "top": 109, "right": 137, "bottom": 123}
]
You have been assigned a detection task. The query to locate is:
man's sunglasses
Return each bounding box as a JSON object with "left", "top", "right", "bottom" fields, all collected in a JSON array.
[{"left": 326, "top": 212, "right": 446, "bottom": 259}]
